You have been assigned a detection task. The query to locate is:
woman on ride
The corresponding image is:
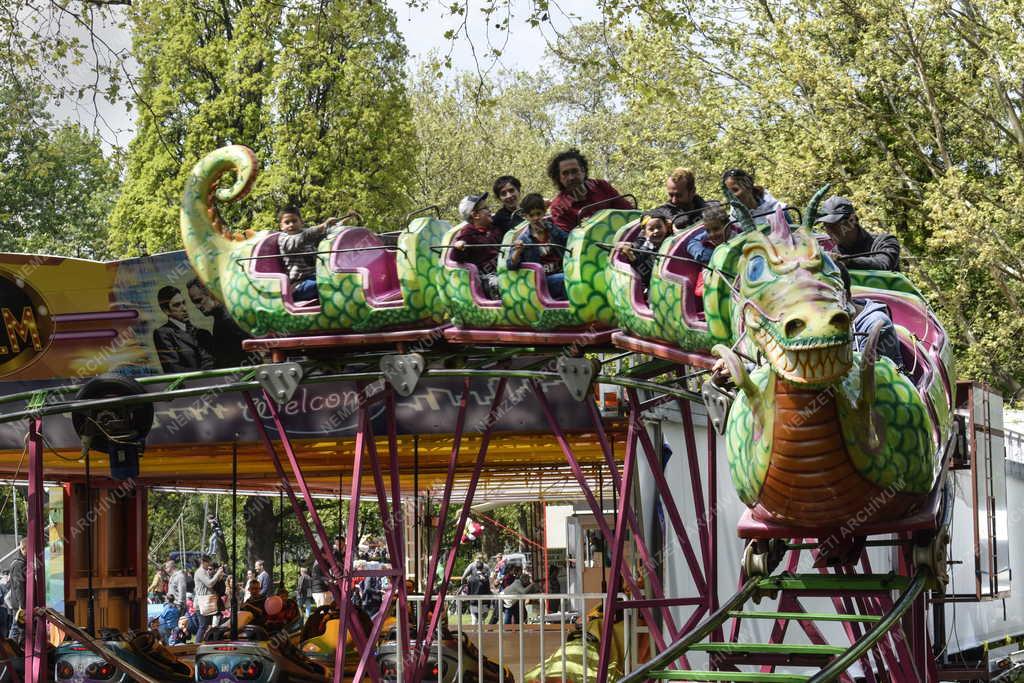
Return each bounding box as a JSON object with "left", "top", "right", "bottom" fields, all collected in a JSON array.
[
  {"left": 721, "top": 168, "right": 782, "bottom": 227},
  {"left": 506, "top": 193, "right": 569, "bottom": 300}
]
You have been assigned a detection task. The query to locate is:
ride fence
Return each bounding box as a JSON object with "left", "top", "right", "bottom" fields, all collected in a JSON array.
[{"left": 374, "top": 591, "right": 639, "bottom": 682}]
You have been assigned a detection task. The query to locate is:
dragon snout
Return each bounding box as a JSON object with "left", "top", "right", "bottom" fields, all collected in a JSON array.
[{"left": 782, "top": 310, "right": 850, "bottom": 341}]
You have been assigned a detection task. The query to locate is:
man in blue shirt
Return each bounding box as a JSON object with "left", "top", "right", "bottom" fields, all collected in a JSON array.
[
  {"left": 255, "top": 559, "right": 272, "bottom": 599},
  {"left": 839, "top": 264, "right": 904, "bottom": 370}
]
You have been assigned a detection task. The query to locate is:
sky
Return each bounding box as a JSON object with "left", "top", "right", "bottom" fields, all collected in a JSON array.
[{"left": 52, "top": 0, "right": 598, "bottom": 151}]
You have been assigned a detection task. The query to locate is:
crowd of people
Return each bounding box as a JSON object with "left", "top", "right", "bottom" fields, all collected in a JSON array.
[
  {"left": 146, "top": 554, "right": 279, "bottom": 644},
  {"left": 458, "top": 553, "right": 563, "bottom": 626},
  {"left": 142, "top": 535, "right": 397, "bottom": 646}
]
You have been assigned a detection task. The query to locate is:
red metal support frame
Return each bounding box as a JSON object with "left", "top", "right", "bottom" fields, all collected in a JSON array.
[
  {"left": 630, "top": 397, "right": 708, "bottom": 597},
  {"left": 336, "top": 403, "right": 370, "bottom": 682},
  {"left": 416, "top": 378, "right": 471, "bottom": 646},
  {"left": 382, "top": 388, "right": 411, "bottom": 647},
  {"left": 597, "top": 403, "right": 641, "bottom": 683},
  {"left": 244, "top": 392, "right": 336, "bottom": 579},
  {"left": 24, "top": 417, "right": 46, "bottom": 683},
  {"left": 358, "top": 388, "right": 410, "bottom": 673},
  {"left": 532, "top": 381, "right": 676, "bottom": 651},
  {"left": 245, "top": 390, "right": 378, "bottom": 683},
  {"left": 414, "top": 378, "right": 509, "bottom": 680}
]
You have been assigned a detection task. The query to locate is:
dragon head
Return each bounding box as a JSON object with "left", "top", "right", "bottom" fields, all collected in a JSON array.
[{"left": 731, "top": 188, "right": 852, "bottom": 386}]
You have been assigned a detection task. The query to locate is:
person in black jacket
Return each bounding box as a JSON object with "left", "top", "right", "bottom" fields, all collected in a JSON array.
[
  {"left": 152, "top": 286, "right": 216, "bottom": 373},
  {"left": 817, "top": 196, "right": 901, "bottom": 272},
  {"left": 187, "top": 279, "right": 255, "bottom": 369},
  {"left": 491, "top": 175, "right": 523, "bottom": 233},
  {"left": 656, "top": 167, "right": 706, "bottom": 230},
  {"left": 7, "top": 539, "right": 25, "bottom": 642}
]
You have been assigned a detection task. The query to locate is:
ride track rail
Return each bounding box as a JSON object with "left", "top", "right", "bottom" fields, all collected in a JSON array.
[{"left": 0, "top": 355, "right": 701, "bottom": 426}]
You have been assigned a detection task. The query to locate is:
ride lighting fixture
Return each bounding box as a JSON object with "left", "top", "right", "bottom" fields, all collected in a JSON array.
[
  {"left": 232, "top": 660, "right": 263, "bottom": 680},
  {"left": 54, "top": 661, "right": 74, "bottom": 679},
  {"left": 84, "top": 661, "right": 114, "bottom": 679},
  {"left": 197, "top": 660, "right": 220, "bottom": 680}
]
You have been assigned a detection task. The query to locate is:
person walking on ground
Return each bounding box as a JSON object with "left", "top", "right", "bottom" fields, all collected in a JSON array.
[
  {"left": 296, "top": 566, "right": 313, "bottom": 619},
  {"left": 7, "top": 539, "right": 25, "bottom": 643},
  {"left": 193, "top": 556, "right": 224, "bottom": 642},
  {"left": 255, "top": 560, "right": 272, "bottom": 599},
  {"left": 166, "top": 560, "right": 187, "bottom": 607}
]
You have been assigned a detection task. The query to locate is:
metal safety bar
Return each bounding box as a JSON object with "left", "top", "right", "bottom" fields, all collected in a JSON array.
[
  {"left": 596, "top": 242, "right": 738, "bottom": 278},
  {"left": 576, "top": 193, "right": 638, "bottom": 216},
  {"left": 233, "top": 243, "right": 407, "bottom": 268}
]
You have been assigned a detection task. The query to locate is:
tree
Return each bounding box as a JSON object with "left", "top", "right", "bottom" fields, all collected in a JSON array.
[
  {"left": 109, "top": 0, "right": 416, "bottom": 254},
  {"left": 407, "top": 66, "right": 558, "bottom": 216},
  {"left": 0, "top": 78, "right": 120, "bottom": 258}
]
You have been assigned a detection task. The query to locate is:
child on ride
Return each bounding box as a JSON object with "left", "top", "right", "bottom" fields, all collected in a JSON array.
[
  {"left": 452, "top": 193, "right": 507, "bottom": 299},
  {"left": 506, "top": 193, "right": 569, "bottom": 300},
  {"left": 620, "top": 207, "right": 674, "bottom": 294},
  {"left": 684, "top": 202, "right": 738, "bottom": 298},
  {"left": 276, "top": 205, "right": 342, "bottom": 302}
]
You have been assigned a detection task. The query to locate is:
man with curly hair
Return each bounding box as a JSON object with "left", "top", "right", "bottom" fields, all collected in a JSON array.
[{"left": 547, "top": 149, "right": 632, "bottom": 231}]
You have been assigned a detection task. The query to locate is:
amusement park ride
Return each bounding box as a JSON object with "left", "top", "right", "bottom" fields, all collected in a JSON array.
[{"left": 0, "top": 143, "right": 1015, "bottom": 682}]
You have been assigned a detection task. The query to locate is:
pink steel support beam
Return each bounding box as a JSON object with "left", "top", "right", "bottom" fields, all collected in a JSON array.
[
  {"left": 382, "top": 388, "right": 411, "bottom": 650},
  {"left": 597, "top": 406, "right": 641, "bottom": 683},
  {"left": 629, "top": 390, "right": 707, "bottom": 596},
  {"left": 585, "top": 397, "right": 686, "bottom": 623},
  {"left": 24, "top": 418, "right": 46, "bottom": 683},
  {"left": 706, "top": 406, "right": 720, "bottom": 632},
  {"left": 415, "top": 378, "right": 509, "bottom": 678},
  {"left": 676, "top": 399, "right": 710, "bottom": 569},
  {"left": 335, "top": 410, "right": 369, "bottom": 682},
  {"left": 532, "top": 381, "right": 676, "bottom": 650},
  {"left": 258, "top": 390, "right": 340, "bottom": 575},
  {"left": 244, "top": 393, "right": 335, "bottom": 578},
  {"left": 352, "top": 586, "right": 396, "bottom": 682},
  {"left": 358, "top": 392, "right": 411, "bottom": 675},
  {"left": 246, "top": 391, "right": 376, "bottom": 682},
  {"left": 416, "top": 378, "right": 471, "bottom": 645}
]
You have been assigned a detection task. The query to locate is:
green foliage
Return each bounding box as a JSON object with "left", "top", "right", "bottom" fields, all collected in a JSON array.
[
  {"left": 109, "top": 0, "right": 416, "bottom": 255},
  {"left": 407, "top": 67, "right": 558, "bottom": 217},
  {"left": 0, "top": 80, "right": 120, "bottom": 258},
  {"left": 421, "top": 0, "right": 1024, "bottom": 398}
]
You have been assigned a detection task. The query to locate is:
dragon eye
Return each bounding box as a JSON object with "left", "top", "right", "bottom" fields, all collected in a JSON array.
[{"left": 746, "top": 255, "right": 770, "bottom": 283}]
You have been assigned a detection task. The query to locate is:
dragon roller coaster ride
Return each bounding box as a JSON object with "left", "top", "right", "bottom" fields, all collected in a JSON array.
[{"left": 4, "top": 144, "right": 963, "bottom": 682}]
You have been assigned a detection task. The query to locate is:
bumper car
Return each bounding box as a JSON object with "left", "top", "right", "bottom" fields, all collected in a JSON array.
[
  {"left": 376, "top": 626, "right": 514, "bottom": 683},
  {"left": 195, "top": 625, "right": 327, "bottom": 682},
  {"left": 53, "top": 629, "right": 192, "bottom": 682},
  {"left": 522, "top": 607, "right": 624, "bottom": 683}
]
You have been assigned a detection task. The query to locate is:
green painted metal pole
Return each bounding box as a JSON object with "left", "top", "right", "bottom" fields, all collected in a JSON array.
[
  {"left": 620, "top": 577, "right": 761, "bottom": 682},
  {"left": 807, "top": 572, "right": 928, "bottom": 683}
]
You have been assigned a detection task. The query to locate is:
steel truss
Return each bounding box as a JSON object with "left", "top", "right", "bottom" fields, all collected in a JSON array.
[{"left": 5, "top": 342, "right": 945, "bottom": 682}]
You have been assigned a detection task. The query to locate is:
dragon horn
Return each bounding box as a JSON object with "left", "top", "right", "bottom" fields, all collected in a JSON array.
[
  {"left": 721, "top": 180, "right": 756, "bottom": 232},
  {"left": 179, "top": 145, "right": 260, "bottom": 300},
  {"left": 769, "top": 206, "right": 793, "bottom": 245},
  {"left": 802, "top": 183, "right": 832, "bottom": 231}
]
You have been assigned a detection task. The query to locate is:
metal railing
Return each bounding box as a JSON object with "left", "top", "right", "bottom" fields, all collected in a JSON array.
[{"left": 375, "top": 591, "right": 637, "bottom": 682}]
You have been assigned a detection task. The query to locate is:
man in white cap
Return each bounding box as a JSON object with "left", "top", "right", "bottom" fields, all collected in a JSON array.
[
  {"left": 817, "top": 196, "right": 901, "bottom": 272},
  {"left": 452, "top": 192, "right": 507, "bottom": 299}
]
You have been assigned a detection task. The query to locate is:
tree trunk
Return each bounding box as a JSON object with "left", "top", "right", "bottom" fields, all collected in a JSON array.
[{"left": 244, "top": 496, "right": 277, "bottom": 579}]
